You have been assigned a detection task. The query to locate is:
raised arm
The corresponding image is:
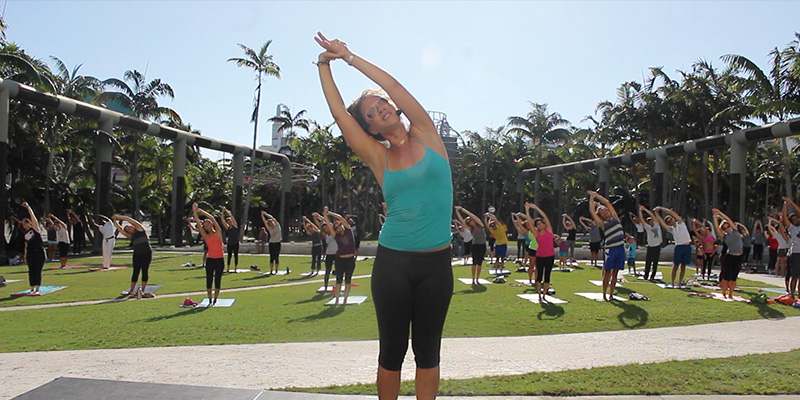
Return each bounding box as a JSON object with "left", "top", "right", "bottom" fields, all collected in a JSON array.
[
  {"left": 193, "top": 204, "right": 221, "bottom": 234},
  {"left": 562, "top": 214, "right": 575, "bottom": 230},
  {"left": 455, "top": 206, "right": 484, "bottom": 228},
  {"left": 588, "top": 191, "right": 619, "bottom": 220},
  {"left": 325, "top": 210, "right": 351, "bottom": 230},
  {"left": 651, "top": 207, "right": 671, "bottom": 230},
  {"left": 527, "top": 203, "right": 552, "bottom": 232},
  {"left": 49, "top": 214, "right": 67, "bottom": 229},
  {"left": 587, "top": 193, "right": 604, "bottom": 227},
  {"left": 712, "top": 208, "right": 736, "bottom": 228},
  {"left": 736, "top": 222, "right": 750, "bottom": 236},
  {"left": 261, "top": 211, "right": 280, "bottom": 230},
  {"left": 186, "top": 217, "right": 200, "bottom": 233},
  {"left": 21, "top": 202, "right": 40, "bottom": 232},
  {"left": 638, "top": 205, "right": 654, "bottom": 226},
  {"left": 711, "top": 214, "right": 724, "bottom": 239},
  {"left": 578, "top": 216, "right": 592, "bottom": 230},
  {"left": 315, "top": 33, "right": 442, "bottom": 155}
]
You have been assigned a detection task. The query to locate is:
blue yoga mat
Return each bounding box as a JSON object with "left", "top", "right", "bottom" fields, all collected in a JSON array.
[{"left": 11, "top": 285, "right": 67, "bottom": 297}]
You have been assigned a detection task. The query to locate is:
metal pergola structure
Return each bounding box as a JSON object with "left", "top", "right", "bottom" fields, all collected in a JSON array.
[
  {"left": 0, "top": 78, "right": 292, "bottom": 260},
  {"left": 520, "top": 117, "right": 800, "bottom": 223}
]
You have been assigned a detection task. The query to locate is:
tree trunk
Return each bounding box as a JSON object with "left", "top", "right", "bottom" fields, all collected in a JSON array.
[
  {"left": 240, "top": 78, "right": 262, "bottom": 239},
  {"left": 45, "top": 150, "right": 54, "bottom": 214},
  {"left": 131, "top": 137, "right": 140, "bottom": 219}
]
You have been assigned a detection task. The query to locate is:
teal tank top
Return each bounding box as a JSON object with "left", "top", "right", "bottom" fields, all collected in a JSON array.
[{"left": 379, "top": 137, "right": 453, "bottom": 251}]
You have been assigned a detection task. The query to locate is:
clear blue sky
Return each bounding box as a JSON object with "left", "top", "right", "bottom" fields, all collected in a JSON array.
[{"left": 5, "top": 1, "right": 799, "bottom": 158}]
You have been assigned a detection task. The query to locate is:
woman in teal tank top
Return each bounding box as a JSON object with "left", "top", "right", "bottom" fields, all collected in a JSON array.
[{"left": 316, "top": 32, "right": 453, "bottom": 400}]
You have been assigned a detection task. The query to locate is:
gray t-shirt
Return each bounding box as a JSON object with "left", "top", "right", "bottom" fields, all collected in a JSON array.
[
  {"left": 588, "top": 226, "right": 601, "bottom": 243},
  {"left": 789, "top": 224, "right": 800, "bottom": 254},
  {"left": 724, "top": 231, "right": 743, "bottom": 254},
  {"left": 644, "top": 223, "right": 662, "bottom": 247}
]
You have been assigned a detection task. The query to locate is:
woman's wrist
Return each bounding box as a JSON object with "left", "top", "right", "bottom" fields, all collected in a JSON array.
[{"left": 344, "top": 52, "right": 355, "bottom": 65}]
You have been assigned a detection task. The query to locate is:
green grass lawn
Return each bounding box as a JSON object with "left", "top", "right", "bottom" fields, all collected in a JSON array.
[
  {"left": 1, "top": 253, "right": 796, "bottom": 355},
  {"left": 303, "top": 349, "right": 800, "bottom": 396}
]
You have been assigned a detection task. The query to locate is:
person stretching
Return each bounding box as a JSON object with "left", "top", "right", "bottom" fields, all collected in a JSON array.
[
  {"left": 579, "top": 216, "right": 602, "bottom": 267},
  {"left": 193, "top": 203, "right": 225, "bottom": 305},
  {"left": 588, "top": 191, "right": 625, "bottom": 301},
  {"left": 526, "top": 202, "right": 555, "bottom": 302},
  {"left": 261, "top": 211, "right": 283, "bottom": 275},
  {"left": 455, "top": 206, "right": 487, "bottom": 285},
  {"left": 711, "top": 209, "right": 743, "bottom": 299},
  {"left": 652, "top": 207, "right": 692, "bottom": 288},
  {"left": 219, "top": 207, "right": 239, "bottom": 273},
  {"left": 303, "top": 215, "right": 323, "bottom": 276},
  {"left": 485, "top": 212, "right": 509, "bottom": 271},
  {"left": 20, "top": 202, "right": 45, "bottom": 294},
  {"left": 112, "top": 214, "right": 152, "bottom": 298},
  {"left": 691, "top": 218, "right": 717, "bottom": 281},
  {"left": 49, "top": 214, "right": 70, "bottom": 269},
  {"left": 312, "top": 211, "right": 338, "bottom": 293},
  {"left": 324, "top": 208, "right": 357, "bottom": 304},
  {"left": 88, "top": 214, "right": 116, "bottom": 269}
]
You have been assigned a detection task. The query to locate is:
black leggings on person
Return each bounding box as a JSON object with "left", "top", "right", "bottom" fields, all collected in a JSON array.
[
  {"left": 721, "top": 254, "right": 743, "bottom": 282},
  {"left": 227, "top": 242, "right": 239, "bottom": 267},
  {"left": 334, "top": 256, "right": 356, "bottom": 285},
  {"left": 371, "top": 245, "right": 453, "bottom": 371},
  {"left": 535, "top": 255, "right": 555, "bottom": 283},
  {"left": 27, "top": 252, "right": 45, "bottom": 286},
  {"left": 205, "top": 257, "right": 224, "bottom": 289},
  {"left": 644, "top": 246, "right": 660, "bottom": 280},
  {"left": 131, "top": 249, "right": 152, "bottom": 283},
  {"left": 701, "top": 253, "right": 715, "bottom": 277},
  {"left": 516, "top": 238, "right": 526, "bottom": 259},
  {"left": 324, "top": 254, "right": 335, "bottom": 287},
  {"left": 311, "top": 245, "right": 322, "bottom": 271},
  {"left": 269, "top": 242, "right": 281, "bottom": 264}
]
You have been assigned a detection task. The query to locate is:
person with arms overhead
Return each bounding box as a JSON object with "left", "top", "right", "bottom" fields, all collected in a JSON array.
[{"left": 316, "top": 32, "right": 453, "bottom": 400}]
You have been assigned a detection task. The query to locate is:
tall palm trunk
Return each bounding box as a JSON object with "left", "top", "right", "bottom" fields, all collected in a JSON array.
[
  {"left": 241, "top": 78, "right": 262, "bottom": 238},
  {"left": 702, "top": 152, "right": 710, "bottom": 218},
  {"left": 131, "top": 136, "right": 141, "bottom": 219}
]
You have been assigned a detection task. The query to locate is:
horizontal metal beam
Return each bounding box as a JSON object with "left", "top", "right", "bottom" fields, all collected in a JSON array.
[
  {"left": 521, "top": 116, "right": 800, "bottom": 177},
  {"left": 0, "top": 78, "right": 290, "bottom": 166}
]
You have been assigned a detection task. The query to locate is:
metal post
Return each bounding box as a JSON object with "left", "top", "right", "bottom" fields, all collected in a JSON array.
[
  {"left": 93, "top": 119, "right": 114, "bottom": 253},
  {"left": 171, "top": 137, "right": 186, "bottom": 246},
  {"left": 233, "top": 150, "right": 244, "bottom": 228},
  {"left": 654, "top": 153, "right": 667, "bottom": 207},
  {"left": 598, "top": 162, "right": 610, "bottom": 198},
  {"left": 553, "top": 170, "right": 564, "bottom": 235},
  {"left": 280, "top": 161, "right": 292, "bottom": 241},
  {"left": 730, "top": 134, "right": 747, "bottom": 222}
]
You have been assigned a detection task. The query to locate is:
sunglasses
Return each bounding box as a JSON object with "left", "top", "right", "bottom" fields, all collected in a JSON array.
[{"left": 364, "top": 98, "right": 389, "bottom": 120}]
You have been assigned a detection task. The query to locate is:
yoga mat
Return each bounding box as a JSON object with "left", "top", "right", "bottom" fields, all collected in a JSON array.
[
  {"left": 4, "top": 279, "right": 23, "bottom": 284},
  {"left": 637, "top": 272, "right": 664, "bottom": 280},
  {"left": 325, "top": 295, "right": 367, "bottom": 306},
  {"left": 46, "top": 265, "right": 92, "bottom": 270},
  {"left": 575, "top": 292, "right": 628, "bottom": 302},
  {"left": 487, "top": 269, "right": 511, "bottom": 275},
  {"left": 553, "top": 267, "right": 574, "bottom": 272},
  {"left": 689, "top": 291, "right": 750, "bottom": 303},
  {"left": 655, "top": 283, "right": 688, "bottom": 289},
  {"left": 89, "top": 266, "right": 127, "bottom": 271},
  {"left": 11, "top": 285, "right": 67, "bottom": 297},
  {"left": 316, "top": 286, "right": 335, "bottom": 293},
  {"left": 299, "top": 271, "right": 323, "bottom": 276},
  {"left": 590, "top": 280, "right": 623, "bottom": 288},
  {"left": 197, "top": 298, "right": 236, "bottom": 307},
  {"left": 121, "top": 284, "right": 161, "bottom": 296},
  {"left": 760, "top": 287, "right": 786, "bottom": 294},
  {"left": 516, "top": 294, "right": 568, "bottom": 304},
  {"left": 457, "top": 278, "right": 492, "bottom": 285},
  {"left": 514, "top": 279, "right": 535, "bottom": 286}
]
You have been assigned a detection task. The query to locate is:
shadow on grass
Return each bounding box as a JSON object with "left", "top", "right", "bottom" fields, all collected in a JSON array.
[
  {"left": 454, "top": 284, "right": 487, "bottom": 295},
  {"left": 286, "top": 304, "right": 345, "bottom": 323},
  {"left": 140, "top": 306, "right": 209, "bottom": 322},
  {"left": 537, "top": 301, "right": 565, "bottom": 320},
  {"left": 292, "top": 292, "right": 331, "bottom": 305},
  {"left": 608, "top": 287, "right": 649, "bottom": 328}
]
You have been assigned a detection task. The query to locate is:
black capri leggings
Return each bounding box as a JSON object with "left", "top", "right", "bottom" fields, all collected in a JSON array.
[
  {"left": 535, "top": 255, "right": 555, "bottom": 283},
  {"left": 131, "top": 249, "right": 152, "bottom": 283},
  {"left": 324, "top": 254, "right": 335, "bottom": 286},
  {"left": 227, "top": 242, "right": 239, "bottom": 267},
  {"left": 721, "top": 254, "right": 743, "bottom": 282},
  {"left": 205, "top": 257, "right": 224, "bottom": 289},
  {"left": 269, "top": 242, "right": 281, "bottom": 264},
  {"left": 371, "top": 245, "right": 453, "bottom": 371},
  {"left": 27, "top": 252, "right": 45, "bottom": 286},
  {"left": 471, "top": 243, "right": 487, "bottom": 266},
  {"left": 334, "top": 256, "right": 356, "bottom": 285}
]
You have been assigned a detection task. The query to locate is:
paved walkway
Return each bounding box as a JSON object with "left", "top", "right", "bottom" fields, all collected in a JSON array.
[{"left": 1, "top": 269, "right": 794, "bottom": 399}]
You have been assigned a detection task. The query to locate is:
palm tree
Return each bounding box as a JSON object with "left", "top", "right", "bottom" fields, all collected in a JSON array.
[
  {"left": 268, "top": 104, "right": 309, "bottom": 155},
  {"left": 507, "top": 102, "right": 570, "bottom": 204},
  {"left": 228, "top": 40, "right": 280, "bottom": 235},
  {"left": 722, "top": 44, "right": 800, "bottom": 198},
  {"left": 96, "top": 70, "right": 181, "bottom": 218}
]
